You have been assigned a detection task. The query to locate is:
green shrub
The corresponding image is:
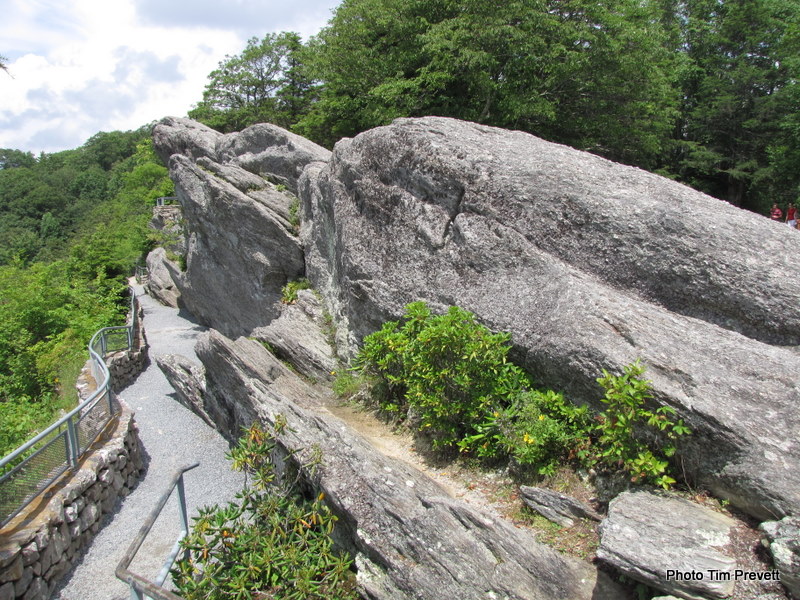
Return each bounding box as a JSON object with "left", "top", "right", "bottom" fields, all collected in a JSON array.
[
  {"left": 357, "top": 301, "right": 533, "bottom": 451},
  {"left": 583, "top": 360, "right": 691, "bottom": 489},
  {"left": 497, "top": 390, "right": 592, "bottom": 476},
  {"left": 281, "top": 278, "right": 311, "bottom": 304},
  {"left": 331, "top": 372, "right": 363, "bottom": 400},
  {"left": 172, "top": 423, "right": 358, "bottom": 600}
]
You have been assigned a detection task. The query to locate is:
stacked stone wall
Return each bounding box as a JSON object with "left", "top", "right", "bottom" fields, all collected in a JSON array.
[
  {"left": 0, "top": 405, "right": 143, "bottom": 600},
  {"left": 107, "top": 300, "right": 148, "bottom": 392}
]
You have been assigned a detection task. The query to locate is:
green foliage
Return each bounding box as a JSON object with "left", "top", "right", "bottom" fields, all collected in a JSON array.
[
  {"left": 172, "top": 423, "right": 358, "bottom": 600},
  {"left": 357, "top": 302, "right": 532, "bottom": 450},
  {"left": 299, "top": 0, "right": 679, "bottom": 164},
  {"left": 331, "top": 371, "right": 363, "bottom": 400},
  {"left": 495, "top": 390, "right": 593, "bottom": 476},
  {"left": 0, "top": 128, "right": 172, "bottom": 457},
  {"left": 584, "top": 360, "right": 691, "bottom": 489},
  {"left": 281, "top": 278, "right": 311, "bottom": 304},
  {"left": 357, "top": 303, "right": 690, "bottom": 489},
  {"left": 189, "top": 32, "right": 315, "bottom": 133}
]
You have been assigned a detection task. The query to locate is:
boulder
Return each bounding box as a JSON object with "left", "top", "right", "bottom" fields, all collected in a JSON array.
[
  {"left": 165, "top": 154, "right": 304, "bottom": 337},
  {"left": 300, "top": 116, "right": 800, "bottom": 520},
  {"left": 153, "top": 118, "right": 331, "bottom": 195},
  {"left": 154, "top": 354, "right": 212, "bottom": 427},
  {"left": 252, "top": 289, "right": 339, "bottom": 382},
  {"left": 760, "top": 516, "right": 800, "bottom": 599},
  {"left": 149, "top": 204, "right": 185, "bottom": 255},
  {"left": 216, "top": 122, "right": 332, "bottom": 194},
  {"left": 597, "top": 490, "right": 737, "bottom": 600},
  {"left": 151, "top": 117, "right": 331, "bottom": 338},
  {"left": 184, "top": 329, "right": 626, "bottom": 600},
  {"left": 145, "top": 248, "right": 181, "bottom": 308},
  {"left": 152, "top": 116, "right": 221, "bottom": 164},
  {"left": 519, "top": 486, "right": 601, "bottom": 528}
]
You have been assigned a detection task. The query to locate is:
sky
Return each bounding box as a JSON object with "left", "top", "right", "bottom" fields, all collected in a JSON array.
[{"left": 0, "top": 0, "right": 342, "bottom": 154}]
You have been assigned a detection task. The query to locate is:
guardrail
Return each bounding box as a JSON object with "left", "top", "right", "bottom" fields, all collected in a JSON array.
[
  {"left": 116, "top": 463, "right": 198, "bottom": 600},
  {"left": 155, "top": 196, "right": 177, "bottom": 207},
  {"left": 0, "top": 289, "right": 139, "bottom": 527}
]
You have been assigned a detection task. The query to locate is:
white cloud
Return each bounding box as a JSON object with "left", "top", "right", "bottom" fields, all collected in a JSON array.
[{"left": 0, "top": 0, "right": 340, "bottom": 154}]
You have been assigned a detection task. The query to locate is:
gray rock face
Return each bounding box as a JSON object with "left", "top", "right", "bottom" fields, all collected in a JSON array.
[
  {"left": 519, "top": 486, "right": 601, "bottom": 527},
  {"left": 152, "top": 116, "right": 221, "bottom": 164},
  {"left": 145, "top": 247, "right": 181, "bottom": 308},
  {"left": 155, "top": 354, "right": 212, "bottom": 427},
  {"left": 252, "top": 289, "right": 339, "bottom": 382},
  {"left": 300, "top": 116, "right": 800, "bottom": 520},
  {"left": 187, "top": 329, "right": 625, "bottom": 600},
  {"left": 597, "top": 491, "right": 737, "bottom": 600},
  {"left": 151, "top": 117, "right": 330, "bottom": 338},
  {"left": 166, "top": 153, "right": 304, "bottom": 336},
  {"left": 216, "top": 123, "right": 332, "bottom": 194},
  {"left": 760, "top": 517, "right": 800, "bottom": 599}
]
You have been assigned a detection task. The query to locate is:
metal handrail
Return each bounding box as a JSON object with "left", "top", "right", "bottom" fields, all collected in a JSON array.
[
  {"left": 0, "top": 288, "right": 139, "bottom": 526},
  {"left": 116, "top": 463, "right": 199, "bottom": 600}
]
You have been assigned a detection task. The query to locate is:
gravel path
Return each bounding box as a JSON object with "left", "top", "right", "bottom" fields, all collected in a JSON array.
[{"left": 53, "top": 284, "right": 244, "bottom": 600}]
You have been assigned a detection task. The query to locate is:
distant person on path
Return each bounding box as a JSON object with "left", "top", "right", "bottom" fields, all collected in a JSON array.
[
  {"left": 771, "top": 203, "right": 783, "bottom": 221},
  {"left": 787, "top": 203, "right": 797, "bottom": 228}
]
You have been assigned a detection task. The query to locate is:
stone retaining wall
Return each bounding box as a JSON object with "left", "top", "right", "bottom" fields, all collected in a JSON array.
[
  {"left": 0, "top": 403, "right": 143, "bottom": 600},
  {"left": 108, "top": 300, "right": 148, "bottom": 392}
]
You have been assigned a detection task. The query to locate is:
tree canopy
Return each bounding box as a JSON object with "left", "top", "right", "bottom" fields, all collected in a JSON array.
[
  {"left": 188, "top": 0, "right": 800, "bottom": 214},
  {"left": 0, "top": 128, "right": 173, "bottom": 456}
]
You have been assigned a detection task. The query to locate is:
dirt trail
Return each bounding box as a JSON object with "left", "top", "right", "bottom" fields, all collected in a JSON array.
[{"left": 324, "top": 399, "right": 521, "bottom": 524}]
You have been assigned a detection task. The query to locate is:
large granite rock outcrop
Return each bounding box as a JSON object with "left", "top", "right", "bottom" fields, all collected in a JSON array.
[
  {"left": 161, "top": 329, "right": 625, "bottom": 600},
  {"left": 252, "top": 289, "right": 339, "bottom": 383},
  {"left": 145, "top": 247, "right": 181, "bottom": 308},
  {"left": 151, "top": 117, "right": 330, "bottom": 337},
  {"left": 597, "top": 491, "right": 737, "bottom": 600},
  {"left": 300, "top": 116, "right": 800, "bottom": 520}
]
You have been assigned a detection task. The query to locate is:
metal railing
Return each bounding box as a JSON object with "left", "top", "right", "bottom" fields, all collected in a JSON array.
[
  {"left": 135, "top": 265, "right": 149, "bottom": 285},
  {"left": 155, "top": 196, "right": 177, "bottom": 207},
  {"left": 116, "top": 463, "right": 198, "bottom": 600},
  {"left": 0, "top": 289, "right": 139, "bottom": 527}
]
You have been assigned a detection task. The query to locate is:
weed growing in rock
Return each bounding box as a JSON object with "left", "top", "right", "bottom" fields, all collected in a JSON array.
[
  {"left": 332, "top": 372, "right": 363, "bottom": 401},
  {"left": 288, "top": 197, "right": 300, "bottom": 234},
  {"left": 172, "top": 423, "right": 357, "bottom": 600},
  {"left": 281, "top": 278, "right": 311, "bottom": 304}
]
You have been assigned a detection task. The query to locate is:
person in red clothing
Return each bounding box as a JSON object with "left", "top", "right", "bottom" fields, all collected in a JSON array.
[
  {"left": 771, "top": 203, "right": 783, "bottom": 220},
  {"left": 786, "top": 203, "right": 797, "bottom": 228}
]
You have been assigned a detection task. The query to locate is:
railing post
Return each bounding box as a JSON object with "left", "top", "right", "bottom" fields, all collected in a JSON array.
[
  {"left": 107, "top": 384, "right": 116, "bottom": 416},
  {"left": 100, "top": 332, "right": 107, "bottom": 356},
  {"left": 66, "top": 416, "right": 80, "bottom": 469}
]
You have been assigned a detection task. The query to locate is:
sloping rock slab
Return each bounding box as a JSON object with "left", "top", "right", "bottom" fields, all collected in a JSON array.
[
  {"left": 299, "top": 116, "right": 800, "bottom": 520},
  {"left": 145, "top": 247, "right": 181, "bottom": 308},
  {"left": 186, "top": 329, "right": 625, "bottom": 600},
  {"left": 155, "top": 354, "right": 213, "bottom": 427},
  {"left": 252, "top": 289, "right": 338, "bottom": 382},
  {"left": 151, "top": 117, "right": 330, "bottom": 338},
  {"left": 165, "top": 154, "right": 305, "bottom": 337},
  {"left": 597, "top": 491, "right": 736, "bottom": 599},
  {"left": 519, "top": 486, "right": 601, "bottom": 527},
  {"left": 760, "top": 516, "right": 800, "bottom": 599}
]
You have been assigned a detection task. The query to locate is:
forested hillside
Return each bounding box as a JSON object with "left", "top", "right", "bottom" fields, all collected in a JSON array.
[
  {"left": 0, "top": 129, "right": 173, "bottom": 455},
  {"left": 189, "top": 0, "right": 800, "bottom": 214}
]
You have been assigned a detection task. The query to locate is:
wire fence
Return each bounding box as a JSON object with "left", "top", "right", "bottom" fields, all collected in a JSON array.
[{"left": 0, "top": 289, "right": 139, "bottom": 527}]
